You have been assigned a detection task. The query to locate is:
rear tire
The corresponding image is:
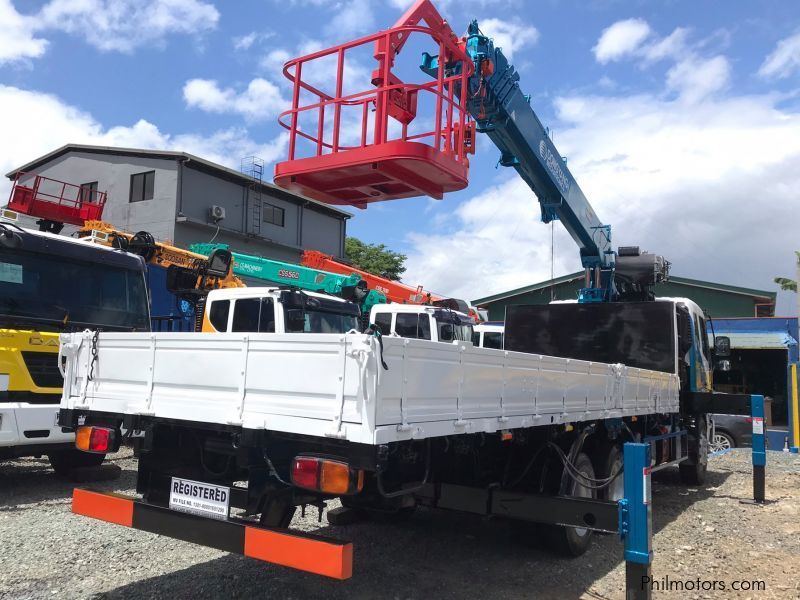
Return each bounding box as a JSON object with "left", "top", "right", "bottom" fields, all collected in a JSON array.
[
  {"left": 544, "top": 452, "right": 596, "bottom": 557},
  {"left": 679, "top": 415, "right": 709, "bottom": 485},
  {"left": 598, "top": 444, "right": 624, "bottom": 503},
  {"left": 48, "top": 450, "right": 105, "bottom": 476}
]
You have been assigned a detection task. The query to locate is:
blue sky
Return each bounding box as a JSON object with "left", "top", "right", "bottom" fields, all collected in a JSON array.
[{"left": 1, "top": 0, "right": 799, "bottom": 313}]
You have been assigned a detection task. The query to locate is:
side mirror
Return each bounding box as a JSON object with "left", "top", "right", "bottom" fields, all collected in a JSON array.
[
  {"left": 715, "top": 359, "right": 731, "bottom": 372},
  {"left": 206, "top": 249, "right": 232, "bottom": 278},
  {"left": 285, "top": 308, "right": 306, "bottom": 333},
  {"left": 715, "top": 335, "right": 731, "bottom": 358}
]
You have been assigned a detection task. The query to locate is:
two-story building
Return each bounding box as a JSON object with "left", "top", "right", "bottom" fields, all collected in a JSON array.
[{"left": 5, "top": 144, "right": 351, "bottom": 263}]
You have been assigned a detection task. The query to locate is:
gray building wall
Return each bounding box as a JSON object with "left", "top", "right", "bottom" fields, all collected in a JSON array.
[
  {"left": 15, "top": 151, "right": 178, "bottom": 241},
  {"left": 172, "top": 221, "right": 302, "bottom": 264}
]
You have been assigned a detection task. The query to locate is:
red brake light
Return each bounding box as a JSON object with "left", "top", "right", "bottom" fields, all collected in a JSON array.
[
  {"left": 75, "top": 426, "right": 114, "bottom": 453},
  {"left": 292, "top": 457, "right": 320, "bottom": 490}
]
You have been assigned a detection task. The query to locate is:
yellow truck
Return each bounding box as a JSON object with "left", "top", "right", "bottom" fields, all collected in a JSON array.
[{"left": 0, "top": 212, "right": 150, "bottom": 474}]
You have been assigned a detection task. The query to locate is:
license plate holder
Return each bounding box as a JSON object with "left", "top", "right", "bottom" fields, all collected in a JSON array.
[{"left": 169, "top": 477, "right": 230, "bottom": 520}]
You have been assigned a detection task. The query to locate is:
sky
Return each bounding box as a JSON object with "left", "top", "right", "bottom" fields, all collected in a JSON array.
[{"left": 1, "top": 0, "right": 798, "bottom": 314}]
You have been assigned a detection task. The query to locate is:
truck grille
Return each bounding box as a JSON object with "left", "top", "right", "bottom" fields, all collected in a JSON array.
[{"left": 21, "top": 352, "right": 64, "bottom": 388}]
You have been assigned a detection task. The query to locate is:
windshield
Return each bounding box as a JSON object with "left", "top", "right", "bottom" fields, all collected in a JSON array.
[
  {"left": 0, "top": 246, "right": 150, "bottom": 331},
  {"left": 436, "top": 319, "right": 474, "bottom": 342},
  {"left": 286, "top": 307, "right": 360, "bottom": 333}
]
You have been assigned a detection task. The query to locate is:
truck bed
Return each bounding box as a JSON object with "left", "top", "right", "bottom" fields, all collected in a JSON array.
[{"left": 59, "top": 332, "right": 680, "bottom": 445}]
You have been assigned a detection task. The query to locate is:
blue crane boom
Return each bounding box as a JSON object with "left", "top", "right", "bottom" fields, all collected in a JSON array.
[{"left": 421, "top": 18, "right": 667, "bottom": 302}]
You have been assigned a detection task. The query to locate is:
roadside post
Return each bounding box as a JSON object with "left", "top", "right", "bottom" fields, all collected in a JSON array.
[
  {"left": 750, "top": 394, "right": 766, "bottom": 503},
  {"left": 622, "top": 442, "right": 652, "bottom": 600}
]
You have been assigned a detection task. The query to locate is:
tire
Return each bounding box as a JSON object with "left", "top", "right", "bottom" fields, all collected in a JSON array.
[
  {"left": 48, "top": 449, "right": 105, "bottom": 476},
  {"left": 679, "top": 415, "right": 709, "bottom": 486},
  {"left": 709, "top": 430, "right": 735, "bottom": 454},
  {"left": 545, "top": 452, "right": 596, "bottom": 557},
  {"left": 597, "top": 444, "right": 624, "bottom": 503}
]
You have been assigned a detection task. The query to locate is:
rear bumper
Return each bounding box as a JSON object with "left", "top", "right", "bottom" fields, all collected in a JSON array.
[
  {"left": 0, "top": 402, "right": 74, "bottom": 448},
  {"left": 72, "top": 489, "right": 353, "bottom": 580}
]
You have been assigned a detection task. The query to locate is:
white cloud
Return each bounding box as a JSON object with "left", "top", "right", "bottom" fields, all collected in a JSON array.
[
  {"left": 593, "top": 18, "right": 651, "bottom": 64},
  {"left": 666, "top": 55, "right": 730, "bottom": 103},
  {"left": 17, "top": 0, "right": 220, "bottom": 55},
  {"left": 641, "top": 27, "right": 689, "bottom": 63},
  {"left": 0, "top": 84, "right": 286, "bottom": 199},
  {"left": 328, "top": 0, "right": 375, "bottom": 38},
  {"left": 0, "top": 0, "right": 48, "bottom": 64},
  {"left": 758, "top": 31, "right": 800, "bottom": 80},
  {"left": 476, "top": 17, "right": 539, "bottom": 61},
  {"left": 401, "top": 90, "right": 800, "bottom": 315},
  {"left": 233, "top": 32, "right": 258, "bottom": 51},
  {"left": 233, "top": 31, "right": 274, "bottom": 52},
  {"left": 183, "top": 78, "right": 288, "bottom": 121}
]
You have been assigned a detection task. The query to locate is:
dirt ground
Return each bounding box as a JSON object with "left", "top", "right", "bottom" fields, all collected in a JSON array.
[{"left": 1, "top": 448, "right": 798, "bottom": 599}]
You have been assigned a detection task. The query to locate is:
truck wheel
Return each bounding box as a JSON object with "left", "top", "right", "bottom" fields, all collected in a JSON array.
[
  {"left": 545, "top": 452, "right": 596, "bottom": 557},
  {"left": 598, "top": 444, "right": 624, "bottom": 503},
  {"left": 48, "top": 450, "right": 105, "bottom": 476},
  {"left": 679, "top": 415, "right": 709, "bottom": 486}
]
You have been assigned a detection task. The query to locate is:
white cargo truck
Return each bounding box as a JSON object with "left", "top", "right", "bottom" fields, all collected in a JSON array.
[{"left": 59, "top": 296, "right": 718, "bottom": 578}]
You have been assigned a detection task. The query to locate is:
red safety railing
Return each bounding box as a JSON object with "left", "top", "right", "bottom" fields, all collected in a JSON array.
[
  {"left": 273, "top": 0, "right": 475, "bottom": 208},
  {"left": 7, "top": 172, "right": 106, "bottom": 226}
]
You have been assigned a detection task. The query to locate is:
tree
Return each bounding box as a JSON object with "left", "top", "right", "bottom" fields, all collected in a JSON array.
[
  {"left": 345, "top": 237, "right": 406, "bottom": 280},
  {"left": 774, "top": 251, "right": 800, "bottom": 292}
]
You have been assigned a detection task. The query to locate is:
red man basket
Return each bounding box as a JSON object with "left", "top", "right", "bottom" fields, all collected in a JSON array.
[
  {"left": 6, "top": 172, "right": 106, "bottom": 226},
  {"left": 273, "top": 0, "right": 475, "bottom": 208}
]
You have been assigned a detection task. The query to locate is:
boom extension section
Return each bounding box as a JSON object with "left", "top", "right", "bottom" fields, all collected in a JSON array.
[
  {"left": 189, "top": 243, "right": 388, "bottom": 316},
  {"left": 77, "top": 221, "right": 244, "bottom": 299}
]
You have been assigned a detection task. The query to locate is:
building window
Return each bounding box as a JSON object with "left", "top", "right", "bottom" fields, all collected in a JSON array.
[
  {"left": 79, "top": 181, "right": 98, "bottom": 205},
  {"left": 130, "top": 171, "right": 155, "bottom": 203},
  {"left": 262, "top": 202, "right": 285, "bottom": 227}
]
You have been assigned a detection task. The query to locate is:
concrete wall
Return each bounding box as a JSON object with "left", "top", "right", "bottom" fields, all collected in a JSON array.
[
  {"left": 179, "top": 164, "right": 346, "bottom": 258},
  {"left": 15, "top": 152, "right": 178, "bottom": 241},
  {"left": 301, "top": 205, "right": 346, "bottom": 257},
  {"left": 173, "top": 221, "right": 302, "bottom": 264}
]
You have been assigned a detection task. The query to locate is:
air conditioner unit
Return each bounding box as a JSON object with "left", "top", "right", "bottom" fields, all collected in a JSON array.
[{"left": 209, "top": 205, "right": 226, "bottom": 222}]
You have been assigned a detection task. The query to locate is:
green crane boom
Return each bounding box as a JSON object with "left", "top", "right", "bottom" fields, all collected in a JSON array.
[{"left": 189, "top": 243, "right": 387, "bottom": 316}]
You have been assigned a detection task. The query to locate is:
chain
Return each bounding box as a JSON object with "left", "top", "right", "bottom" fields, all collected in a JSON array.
[{"left": 87, "top": 329, "right": 99, "bottom": 381}]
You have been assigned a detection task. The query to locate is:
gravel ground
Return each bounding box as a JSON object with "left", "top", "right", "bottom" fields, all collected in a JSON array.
[{"left": 1, "top": 448, "right": 798, "bottom": 600}]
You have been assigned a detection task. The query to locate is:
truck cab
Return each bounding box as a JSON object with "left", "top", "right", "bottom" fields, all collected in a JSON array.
[
  {"left": 201, "top": 287, "right": 362, "bottom": 334},
  {"left": 0, "top": 214, "right": 149, "bottom": 473},
  {"left": 369, "top": 304, "right": 474, "bottom": 343},
  {"left": 473, "top": 322, "right": 504, "bottom": 349}
]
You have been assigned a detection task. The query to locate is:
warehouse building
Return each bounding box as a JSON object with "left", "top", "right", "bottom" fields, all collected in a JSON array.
[
  {"left": 473, "top": 272, "right": 777, "bottom": 321},
  {"left": 5, "top": 144, "right": 351, "bottom": 263}
]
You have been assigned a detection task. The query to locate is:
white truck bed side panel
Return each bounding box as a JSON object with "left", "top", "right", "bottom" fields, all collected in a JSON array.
[{"left": 61, "top": 332, "right": 680, "bottom": 445}]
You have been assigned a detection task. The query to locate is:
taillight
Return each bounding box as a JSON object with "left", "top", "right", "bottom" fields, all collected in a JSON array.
[
  {"left": 291, "top": 456, "right": 364, "bottom": 495},
  {"left": 75, "top": 426, "right": 115, "bottom": 453}
]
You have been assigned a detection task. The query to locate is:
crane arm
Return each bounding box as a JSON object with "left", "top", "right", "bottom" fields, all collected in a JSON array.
[
  {"left": 78, "top": 221, "right": 244, "bottom": 296},
  {"left": 463, "top": 21, "right": 612, "bottom": 272},
  {"left": 190, "top": 243, "right": 388, "bottom": 316}
]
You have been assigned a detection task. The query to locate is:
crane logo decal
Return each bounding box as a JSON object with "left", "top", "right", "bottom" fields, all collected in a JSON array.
[{"left": 539, "top": 140, "right": 571, "bottom": 195}]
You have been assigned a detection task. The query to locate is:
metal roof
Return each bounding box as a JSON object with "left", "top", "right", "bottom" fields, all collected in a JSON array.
[
  {"left": 718, "top": 331, "right": 798, "bottom": 350},
  {"left": 472, "top": 272, "right": 776, "bottom": 305},
  {"left": 5, "top": 143, "right": 352, "bottom": 219}
]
